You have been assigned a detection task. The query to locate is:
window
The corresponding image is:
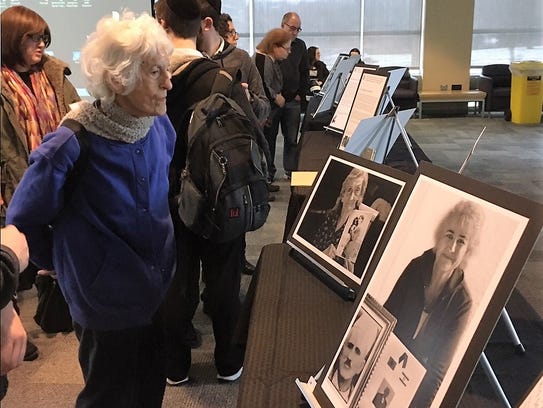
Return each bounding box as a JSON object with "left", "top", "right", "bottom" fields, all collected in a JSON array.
[
  {"left": 471, "top": 0, "right": 543, "bottom": 67},
  {"left": 223, "top": 0, "right": 422, "bottom": 69}
]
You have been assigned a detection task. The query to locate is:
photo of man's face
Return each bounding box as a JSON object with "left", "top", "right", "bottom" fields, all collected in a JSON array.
[{"left": 338, "top": 323, "right": 369, "bottom": 382}]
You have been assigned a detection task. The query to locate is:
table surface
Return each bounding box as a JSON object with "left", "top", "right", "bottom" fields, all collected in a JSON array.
[{"left": 237, "top": 243, "right": 354, "bottom": 408}]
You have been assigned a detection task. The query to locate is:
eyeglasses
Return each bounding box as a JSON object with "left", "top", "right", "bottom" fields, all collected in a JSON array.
[
  {"left": 280, "top": 45, "right": 291, "bottom": 52},
  {"left": 227, "top": 29, "right": 239, "bottom": 38},
  {"left": 28, "top": 33, "right": 50, "bottom": 44},
  {"left": 284, "top": 23, "right": 302, "bottom": 33}
]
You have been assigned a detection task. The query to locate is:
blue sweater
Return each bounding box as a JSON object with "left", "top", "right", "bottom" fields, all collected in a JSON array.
[{"left": 6, "top": 115, "right": 176, "bottom": 330}]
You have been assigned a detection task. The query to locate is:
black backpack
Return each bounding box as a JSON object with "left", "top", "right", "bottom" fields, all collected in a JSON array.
[{"left": 177, "top": 69, "right": 270, "bottom": 243}]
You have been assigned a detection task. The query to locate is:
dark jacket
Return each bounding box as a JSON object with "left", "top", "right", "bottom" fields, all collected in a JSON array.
[
  {"left": 210, "top": 43, "right": 270, "bottom": 123},
  {"left": 384, "top": 249, "right": 472, "bottom": 408},
  {"left": 279, "top": 37, "right": 310, "bottom": 103},
  {"left": 1, "top": 55, "right": 80, "bottom": 218}
]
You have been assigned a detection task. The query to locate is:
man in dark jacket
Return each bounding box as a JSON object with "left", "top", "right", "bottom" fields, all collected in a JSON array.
[
  {"left": 155, "top": 0, "right": 262, "bottom": 385},
  {"left": 196, "top": 5, "right": 276, "bottom": 274},
  {"left": 266, "top": 11, "right": 309, "bottom": 181}
]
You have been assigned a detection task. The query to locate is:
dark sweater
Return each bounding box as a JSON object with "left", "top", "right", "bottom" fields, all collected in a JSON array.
[{"left": 279, "top": 37, "right": 310, "bottom": 102}]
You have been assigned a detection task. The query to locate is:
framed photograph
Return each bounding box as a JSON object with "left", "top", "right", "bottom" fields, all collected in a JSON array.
[
  {"left": 318, "top": 294, "right": 397, "bottom": 408},
  {"left": 313, "top": 161, "right": 543, "bottom": 408},
  {"left": 287, "top": 151, "right": 408, "bottom": 292}
]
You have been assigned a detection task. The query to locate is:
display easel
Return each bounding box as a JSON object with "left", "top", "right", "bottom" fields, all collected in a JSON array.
[
  {"left": 296, "top": 127, "right": 526, "bottom": 408},
  {"left": 313, "top": 72, "right": 343, "bottom": 117},
  {"left": 344, "top": 87, "right": 418, "bottom": 167},
  {"left": 458, "top": 127, "right": 523, "bottom": 408}
]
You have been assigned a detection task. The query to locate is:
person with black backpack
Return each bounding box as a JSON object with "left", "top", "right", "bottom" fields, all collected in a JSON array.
[{"left": 155, "top": 0, "right": 269, "bottom": 385}]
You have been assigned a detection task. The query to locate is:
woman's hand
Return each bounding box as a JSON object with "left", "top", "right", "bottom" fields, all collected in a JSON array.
[
  {"left": 323, "top": 244, "right": 338, "bottom": 258},
  {"left": 1, "top": 225, "right": 29, "bottom": 271},
  {"left": 371, "top": 198, "right": 392, "bottom": 222},
  {"left": 0, "top": 302, "right": 27, "bottom": 375},
  {"left": 38, "top": 269, "right": 57, "bottom": 279}
]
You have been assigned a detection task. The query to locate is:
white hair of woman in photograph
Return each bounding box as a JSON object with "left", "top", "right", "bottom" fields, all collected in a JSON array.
[
  {"left": 81, "top": 11, "right": 173, "bottom": 103},
  {"left": 313, "top": 168, "right": 368, "bottom": 258},
  {"left": 384, "top": 199, "right": 485, "bottom": 408}
]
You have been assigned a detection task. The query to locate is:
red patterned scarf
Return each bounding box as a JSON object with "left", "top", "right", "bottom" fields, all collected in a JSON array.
[{"left": 1, "top": 65, "right": 61, "bottom": 151}]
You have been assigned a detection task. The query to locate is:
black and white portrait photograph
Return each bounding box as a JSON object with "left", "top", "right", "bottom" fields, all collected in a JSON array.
[
  {"left": 288, "top": 155, "right": 406, "bottom": 289},
  {"left": 321, "top": 295, "right": 396, "bottom": 408},
  {"left": 359, "top": 163, "right": 543, "bottom": 408}
]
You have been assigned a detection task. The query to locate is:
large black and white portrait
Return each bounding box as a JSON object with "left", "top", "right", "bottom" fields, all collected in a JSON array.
[
  {"left": 288, "top": 154, "right": 406, "bottom": 289},
  {"left": 312, "top": 162, "right": 542, "bottom": 408},
  {"left": 356, "top": 164, "right": 542, "bottom": 408}
]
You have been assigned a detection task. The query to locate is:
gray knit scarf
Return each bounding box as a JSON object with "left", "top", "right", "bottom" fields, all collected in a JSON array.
[{"left": 63, "top": 100, "right": 154, "bottom": 143}]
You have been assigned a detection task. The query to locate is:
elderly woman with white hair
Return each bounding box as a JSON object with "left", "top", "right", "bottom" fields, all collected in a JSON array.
[
  {"left": 311, "top": 168, "right": 392, "bottom": 275},
  {"left": 384, "top": 200, "right": 485, "bottom": 408},
  {"left": 6, "top": 12, "right": 175, "bottom": 407}
]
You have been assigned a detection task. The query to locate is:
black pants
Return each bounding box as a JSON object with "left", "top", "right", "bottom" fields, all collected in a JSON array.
[
  {"left": 164, "top": 221, "right": 245, "bottom": 380},
  {"left": 73, "top": 313, "right": 166, "bottom": 408}
]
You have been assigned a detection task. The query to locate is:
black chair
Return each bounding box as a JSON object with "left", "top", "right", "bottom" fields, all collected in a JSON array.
[
  {"left": 378, "top": 66, "right": 419, "bottom": 110},
  {"left": 477, "top": 64, "right": 511, "bottom": 115}
]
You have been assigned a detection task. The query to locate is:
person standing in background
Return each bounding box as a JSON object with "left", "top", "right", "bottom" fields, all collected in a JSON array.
[
  {"left": 195, "top": 0, "right": 274, "bottom": 275},
  {"left": 1, "top": 4, "right": 81, "bottom": 362},
  {"left": 155, "top": 0, "right": 255, "bottom": 385},
  {"left": 266, "top": 11, "right": 309, "bottom": 181},
  {"left": 307, "top": 46, "right": 329, "bottom": 95},
  {"left": 217, "top": 13, "right": 239, "bottom": 47}
]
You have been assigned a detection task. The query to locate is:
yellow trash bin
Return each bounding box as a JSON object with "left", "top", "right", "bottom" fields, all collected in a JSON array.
[{"left": 509, "top": 61, "right": 543, "bottom": 124}]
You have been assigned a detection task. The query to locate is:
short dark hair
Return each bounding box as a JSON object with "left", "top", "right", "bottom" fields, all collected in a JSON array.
[
  {"left": 155, "top": 0, "right": 201, "bottom": 38},
  {"left": 1, "top": 5, "right": 51, "bottom": 68},
  {"left": 217, "top": 13, "right": 232, "bottom": 40}
]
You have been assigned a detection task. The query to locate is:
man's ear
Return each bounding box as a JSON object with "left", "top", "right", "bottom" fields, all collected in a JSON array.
[{"left": 201, "top": 16, "right": 214, "bottom": 32}]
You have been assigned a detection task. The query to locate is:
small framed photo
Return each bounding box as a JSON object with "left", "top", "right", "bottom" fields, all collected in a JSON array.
[
  {"left": 318, "top": 294, "right": 397, "bottom": 408},
  {"left": 313, "top": 161, "right": 543, "bottom": 408},
  {"left": 287, "top": 152, "right": 408, "bottom": 293}
]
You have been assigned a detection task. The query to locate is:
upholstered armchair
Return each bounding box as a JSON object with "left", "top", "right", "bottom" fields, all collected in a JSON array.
[
  {"left": 477, "top": 64, "right": 511, "bottom": 114},
  {"left": 378, "top": 66, "right": 419, "bottom": 110}
]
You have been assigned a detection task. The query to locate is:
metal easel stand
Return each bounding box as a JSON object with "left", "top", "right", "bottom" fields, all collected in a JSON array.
[
  {"left": 381, "top": 89, "right": 419, "bottom": 169},
  {"left": 477, "top": 309, "right": 525, "bottom": 408},
  {"left": 458, "top": 130, "right": 524, "bottom": 407}
]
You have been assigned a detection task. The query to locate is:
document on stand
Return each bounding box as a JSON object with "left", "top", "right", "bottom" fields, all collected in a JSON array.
[
  {"left": 343, "top": 71, "right": 389, "bottom": 140},
  {"left": 329, "top": 66, "right": 364, "bottom": 134}
]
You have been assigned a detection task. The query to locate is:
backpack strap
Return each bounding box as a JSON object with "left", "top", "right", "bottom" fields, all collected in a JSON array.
[
  {"left": 60, "top": 118, "right": 90, "bottom": 203},
  {"left": 210, "top": 68, "right": 234, "bottom": 97}
]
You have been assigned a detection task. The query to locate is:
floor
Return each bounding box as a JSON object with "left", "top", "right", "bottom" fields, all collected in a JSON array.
[{"left": 2, "top": 115, "right": 542, "bottom": 407}]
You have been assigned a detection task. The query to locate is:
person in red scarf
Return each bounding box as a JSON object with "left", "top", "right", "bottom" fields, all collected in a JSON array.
[
  {"left": 0, "top": 5, "right": 80, "bottom": 364},
  {"left": 1, "top": 5, "right": 80, "bottom": 221}
]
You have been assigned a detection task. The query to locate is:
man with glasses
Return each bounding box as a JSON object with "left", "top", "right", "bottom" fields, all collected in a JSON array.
[
  {"left": 218, "top": 13, "right": 239, "bottom": 47},
  {"left": 266, "top": 11, "right": 309, "bottom": 181}
]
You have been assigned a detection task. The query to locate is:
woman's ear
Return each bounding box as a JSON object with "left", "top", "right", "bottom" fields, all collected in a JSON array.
[{"left": 106, "top": 72, "right": 125, "bottom": 95}]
